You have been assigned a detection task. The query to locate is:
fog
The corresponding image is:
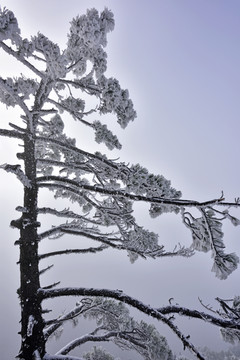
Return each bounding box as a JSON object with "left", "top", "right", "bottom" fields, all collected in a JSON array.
[{"left": 0, "top": 1, "right": 240, "bottom": 359}]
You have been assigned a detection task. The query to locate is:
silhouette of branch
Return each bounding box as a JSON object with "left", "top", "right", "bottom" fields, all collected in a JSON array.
[{"left": 39, "top": 245, "right": 107, "bottom": 259}]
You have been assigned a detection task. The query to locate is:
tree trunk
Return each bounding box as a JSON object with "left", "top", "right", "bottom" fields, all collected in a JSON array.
[{"left": 18, "top": 133, "right": 45, "bottom": 359}]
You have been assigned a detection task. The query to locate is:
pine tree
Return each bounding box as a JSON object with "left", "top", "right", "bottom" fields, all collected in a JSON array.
[{"left": 0, "top": 7, "right": 239, "bottom": 360}]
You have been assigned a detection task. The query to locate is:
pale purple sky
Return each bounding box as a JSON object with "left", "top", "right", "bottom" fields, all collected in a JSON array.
[{"left": 0, "top": 1, "right": 240, "bottom": 359}]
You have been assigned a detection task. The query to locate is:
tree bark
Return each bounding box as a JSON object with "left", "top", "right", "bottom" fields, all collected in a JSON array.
[{"left": 18, "top": 133, "right": 45, "bottom": 359}]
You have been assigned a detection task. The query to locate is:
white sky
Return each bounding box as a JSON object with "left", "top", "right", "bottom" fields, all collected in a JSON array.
[{"left": 0, "top": 1, "right": 240, "bottom": 359}]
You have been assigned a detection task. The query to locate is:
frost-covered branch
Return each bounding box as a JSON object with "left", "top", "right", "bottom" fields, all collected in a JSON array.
[
  {"left": 37, "top": 175, "right": 240, "bottom": 208},
  {"left": 38, "top": 245, "right": 107, "bottom": 260},
  {"left": 36, "top": 136, "right": 122, "bottom": 170},
  {"left": 0, "top": 127, "right": 25, "bottom": 139},
  {"left": 44, "top": 302, "right": 90, "bottom": 339},
  {"left": 37, "top": 207, "right": 101, "bottom": 225},
  {"left": 158, "top": 305, "right": 240, "bottom": 330},
  {"left": 0, "top": 76, "right": 32, "bottom": 116},
  {"left": 56, "top": 331, "right": 131, "bottom": 355},
  {"left": 0, "top": 41, "right": 44, "bottom": 78},
  {"left": 38, "top": 287, "right": 205, "bottom": 360},
  {"left": 56, "top": 78, "right": 101, "bottom": 95},
  {"left": 38, "top": 226, "right": 161, "bottom": 260},
  {"left": 182, "top": 208, "right": 240, "bottom": 279},
  {"left": 47, "top": 98, "right": 93, "bottom": 128},
  {"left": 0, "top": 163, "right": 31, "bottom": 188}
]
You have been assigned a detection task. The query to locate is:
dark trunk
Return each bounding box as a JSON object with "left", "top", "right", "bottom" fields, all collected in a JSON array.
[{"left": 18, "top": 133, "right": 45, "bottom": 359}]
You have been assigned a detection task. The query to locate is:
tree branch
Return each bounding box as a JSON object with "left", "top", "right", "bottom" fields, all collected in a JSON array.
[
  {"left": 37, "top": 175, "right": 239, "bottom": 209},
  {"left": 36, "top": 136, "right": 122, "bottom": 170},
  {"left": 37, "top": 207, "right": 101, "bottom": 225},
  {"left": 57, "top": 78, "right": 101, "bottom": 95},
  {"left": 38, "top": 287, "right": 205, "bottom": 360},
  {"left": 47, "top": 98, "right": 93, "bottom": 128},
  {"left": 0, "top": 127, "right": 25, "bottom": 139},
  {"left": 157, "top": 305, "right": 240, "bottom": 330},
  {"left": 56, "top": 331, "right": 123, "bottom": 355},
  {"left": 39, "top": 245, "right": 107, "bottom": 260},
  {"left": 0, "top": 41, "right": 44, "bottom": 78},
  {"left": 0, "top": 77, "right": 32, "bottom": 117}
]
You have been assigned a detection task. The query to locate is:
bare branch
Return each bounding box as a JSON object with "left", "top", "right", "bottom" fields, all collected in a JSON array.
[
  {"left": 39, "top": 264, "right": 54, "bottom": 276},
  {"left": 39, "top": 245, "right": 108, "bottom": 260}
]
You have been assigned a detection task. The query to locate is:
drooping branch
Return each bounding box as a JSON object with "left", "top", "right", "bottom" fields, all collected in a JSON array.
[
  {"left": 36, "top": 136, "right": 124, "bottom": 171},
  {"left": 44, "top": 302, "right": 87, "bottom": 338},
  {"left": 38, "top": 226, "right": 153, "bottom": 259},
  {"left": 56, "top": 331, "right": 127, "bottom": 355},
  {"left": 38, "top": 287, "right": 205, "bottom": 360},
  {"left": 38, "top": 226, "right": 64, "bottom": 240}
]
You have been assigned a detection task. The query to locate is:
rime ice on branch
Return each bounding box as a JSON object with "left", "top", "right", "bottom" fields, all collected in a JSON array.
[{"left": 0, "top": 6, "right": 240, "bottom": 360}]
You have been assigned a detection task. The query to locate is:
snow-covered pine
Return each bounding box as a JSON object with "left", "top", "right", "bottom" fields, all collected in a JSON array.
[{"left": 0, "top": 5, "right": 240, "bottom": 360}]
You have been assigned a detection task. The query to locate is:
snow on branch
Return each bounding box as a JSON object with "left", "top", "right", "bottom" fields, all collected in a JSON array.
[
  {"left": 55, "top": 331, "right": 126, "bottom": 356},
  {"left": 37, "top": 175, "right": 240, "bottom": 209},
  {"left": 52, "top": 297, "right": 176, "bottom": 359},
  {"left": 201, "top": 208, "right": 239, "bottom": 279},
  {"left": 0, "top": 127, "right": 25, "bottom": 139},
  {"left": 0, "top": 163, "right": 32, "bottom": 188},
  {"left": 36, "top": 136, "right": 121, "bottom": 171},
  {"left": 44, "top": 302, "right": 87, "bottom": 339},
  {"left": 0, "top": 40, "right": 44, "bottom": 78},
  {"left": 0, "top": 7, "right": 20, "bottom": 43},
  {"left": 37, "top": 207, "right": 101, "bottom": 225},
  {"left": 157, "top": 304, "right": 240, "bottom": 331},
  {"left": 183, "top": 208, "right": 240, "bottom": 279},
  {"left": 0, "top": 76, "right": 32, "bottom": 116},
  {"left": 38, "top": 287, "right": 205, "bottom": 360}
]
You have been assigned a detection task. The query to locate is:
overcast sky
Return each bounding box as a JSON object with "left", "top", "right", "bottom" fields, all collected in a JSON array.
[{"left": 0, "top": 1, "right": 240, "bottom": 359}]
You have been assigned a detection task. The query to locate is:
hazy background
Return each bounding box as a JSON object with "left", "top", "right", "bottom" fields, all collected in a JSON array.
[{"left": 0, "top": 1, "right": 240, "bottom": 359}]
